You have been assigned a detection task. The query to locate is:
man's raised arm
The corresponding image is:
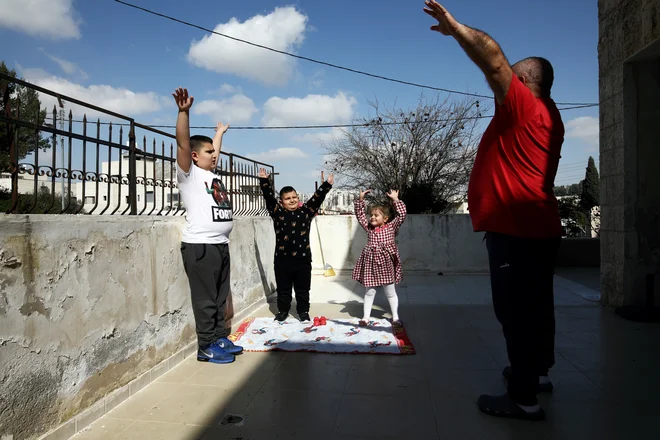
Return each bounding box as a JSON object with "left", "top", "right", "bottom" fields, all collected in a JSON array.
[{"left": 423, "top": 1, "right": 512, "bottom": 104}]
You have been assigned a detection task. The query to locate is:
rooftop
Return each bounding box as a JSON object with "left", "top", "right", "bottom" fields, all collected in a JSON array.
[{"left": 69, "top": 268, "right": 660, "bottom": 440}]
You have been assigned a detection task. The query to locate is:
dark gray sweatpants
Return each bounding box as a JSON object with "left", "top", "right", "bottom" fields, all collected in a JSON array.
[{"left": 180, "top": 242, "right": 231, "bottom": 348}]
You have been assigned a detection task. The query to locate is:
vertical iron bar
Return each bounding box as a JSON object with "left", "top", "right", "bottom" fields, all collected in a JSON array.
[
  {"left": 158, "top": 140, "right": 165, "bottom": 215},
  {"left": 47, "top": 105, "right": 57, "bottom": 213},
  {"left": 90, "top": 118, "right": 101, "bottom": 214},
  {"left": 139, "top": 135, "right": 147, "bottom": 215},
  {"left": 79, "top": 114, "right": 87, "bottom": 214},
  {"left": 112, "top": 126, "right": 123, "bottom": 214},
  {"left": 166, "top": 142, "right": 173, "bottom": 215},
  {"left": 63, "top": 109, "right": 73, "bottom": 213},
  {"left": 100, "top": 122, "right": 112, "bottom": 214},
  {"left": 148, "top": 138, "right": 156, "bottom": 215},
  {"left": 128, "top": 121, "right": 137, "bottom": 215},
  {"left": 29, "top": 102, "right": 39, "bottom": 214}
]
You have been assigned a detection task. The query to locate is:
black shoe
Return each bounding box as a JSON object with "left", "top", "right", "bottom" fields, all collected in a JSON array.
[
  {"left": 299, "top": 312, "right": 311, "bottom": 323},
  {"left": 477, "top": 393, "right": 545, "bottom": 421},
  {"left": 502, "top": 366, "right": 554, "bottom": 393},
  {"left": 274, "top": 311, "right": 288, "bottom": 322}
]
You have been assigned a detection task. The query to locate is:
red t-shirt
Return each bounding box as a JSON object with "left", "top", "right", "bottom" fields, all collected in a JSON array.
[{"left": 467, "top": 75, "right": 564, "bottom": 238}]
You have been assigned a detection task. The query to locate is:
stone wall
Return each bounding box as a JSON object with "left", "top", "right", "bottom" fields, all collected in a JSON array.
[
  {"left": 598, "top": 0, "right": 660, "bottom": 305},
  {"left": 0, "top": 215, "right": 275, "bottom": 440}
]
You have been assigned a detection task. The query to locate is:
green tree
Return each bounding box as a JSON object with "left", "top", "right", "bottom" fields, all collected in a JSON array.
[
  {"left": 0, "top": 61, "right": 50, "bottom": 172},
  {"left": 557, "top": 195, "right": 587, "bottom": 237},
  {"left": 580, "top": 156, "right": 600, "bottom": 213}
]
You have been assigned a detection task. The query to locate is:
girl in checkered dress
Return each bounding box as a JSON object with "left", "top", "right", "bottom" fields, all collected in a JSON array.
[{"left": 352, "top": 189, "right": 407, "bottom": 326}]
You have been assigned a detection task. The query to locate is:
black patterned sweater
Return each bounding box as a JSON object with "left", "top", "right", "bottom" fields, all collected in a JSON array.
[{"left": 259, "top": 177, "right": 332, "bottom": 262}]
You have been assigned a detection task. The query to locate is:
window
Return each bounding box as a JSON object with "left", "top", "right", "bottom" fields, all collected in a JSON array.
[
  {"left": 146, "top": 191, "right": 154, "bottom": 203},
  {"left": 167, "top": 193, "right": 179, "bottom": 203},
  {"left": 84, "top": 196, "right": 95, "bottom": 204}
]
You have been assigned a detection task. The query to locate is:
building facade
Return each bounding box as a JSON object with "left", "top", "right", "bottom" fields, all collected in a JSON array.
[{"left": 598, "top": 0, "right": 660, "bottom": 306}]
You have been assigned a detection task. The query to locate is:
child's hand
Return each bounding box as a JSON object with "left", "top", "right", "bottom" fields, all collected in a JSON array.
[
  {"left": 386, "top": 189, "right": 399, "bottom": 201},
  {"left": 359, "top": 189, "right": 372, "bottom": 200},
  {"left": 215, "top": 121, "right": 230, "bottom": 134},
  {"left": 258, "top": 168, "right": 270, "bottom": 179},
  {"left": 172, "top": 87, "right": 194, "bottom": 112}
]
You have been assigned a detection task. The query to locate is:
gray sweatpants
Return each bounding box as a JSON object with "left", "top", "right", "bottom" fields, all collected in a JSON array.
[{"left": 180, "top": 242, "right": 231, "bottom": 348}]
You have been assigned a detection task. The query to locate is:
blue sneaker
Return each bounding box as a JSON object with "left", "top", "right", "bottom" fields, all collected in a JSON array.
[
  {"left": 216, "top": 337, "right": 243, "bottom": 355},
  {"left": 197, "top": 343, "right": 235, "bottom": 364}
]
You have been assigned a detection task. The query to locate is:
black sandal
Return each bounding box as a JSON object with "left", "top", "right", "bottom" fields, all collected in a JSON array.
[{"left": 477, "top": 394, "right": 545, "bottom": 421}]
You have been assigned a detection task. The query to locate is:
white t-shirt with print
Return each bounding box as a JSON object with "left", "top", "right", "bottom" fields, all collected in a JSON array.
[{"left": 176, "top": 163, "right": 233, "bottom": 244}]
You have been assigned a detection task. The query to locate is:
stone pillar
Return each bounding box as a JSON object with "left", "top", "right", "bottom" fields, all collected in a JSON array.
[{"left": 598, "top": 0, "right": 660, "bottom": 310}]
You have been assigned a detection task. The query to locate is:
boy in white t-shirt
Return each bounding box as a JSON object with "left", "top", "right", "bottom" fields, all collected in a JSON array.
[{"left": 173, "top": 87, "right": 242, "bottom": 364}]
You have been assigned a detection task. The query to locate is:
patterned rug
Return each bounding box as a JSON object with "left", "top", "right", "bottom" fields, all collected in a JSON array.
[{"left": 228, "top": 316, "right": 416, "bottom": 355}]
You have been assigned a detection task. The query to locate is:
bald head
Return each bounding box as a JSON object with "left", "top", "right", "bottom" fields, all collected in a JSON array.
[{"left": 512, "top": 57, "right": 554, "bottom": 98}]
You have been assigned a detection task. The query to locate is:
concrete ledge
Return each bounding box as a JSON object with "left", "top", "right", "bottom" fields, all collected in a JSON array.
[
  {"left": 38, "top": 338, "right": 196, "bottom": 440},
  {"left": 38, "top": 295, "right": 269, "bottom": 440}
]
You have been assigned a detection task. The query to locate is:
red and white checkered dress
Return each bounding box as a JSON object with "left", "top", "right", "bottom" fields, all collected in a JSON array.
[{"left": 352, "top": 199, "right": 407, "bottom": 287}]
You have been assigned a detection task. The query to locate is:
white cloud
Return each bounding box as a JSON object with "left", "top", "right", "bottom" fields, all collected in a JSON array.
[
  {"left": 308, "top": 70, "right": 325, "bottom": 88},
  {"left": 219, "top": 83, "right": 242, "bottom": 95},
  {"left": 0, "top": 0, "right": 80, "bottom": 40},
  {"left": 248, "top": 147, "right": 308, "bottom": 162},
  {"left": 192, "top": 94, "right": 258, "bottom": 124},
  {"left": 566, "top": 116, "right": 599, "bottom": 147},
  {"left": 38, "top": 49, "right": 88, "bottom": 79},
  {"left": 291, "top": 127, "right": 346, "bottom": 145},
  {"left": 187, "top": 6, "right": 308, "bottom": 86},
  {"left": 262, "top": 92, "right": 357, "bottom": 127},
  {"left": 19, "top": 67, "right": 164, "bottom": 119}
]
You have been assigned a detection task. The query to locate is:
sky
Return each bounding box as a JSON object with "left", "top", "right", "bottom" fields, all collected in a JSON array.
[{"left": 1, "top": 0, "right": 599, "bottom": 193}]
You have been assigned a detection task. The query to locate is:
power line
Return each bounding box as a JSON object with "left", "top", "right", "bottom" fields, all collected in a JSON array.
[
  {"left": 113, "top": 0, "right": 598, "bottom": 107},
  {"left": 42, "top": 103, "right": 598, "bottom": 131}
]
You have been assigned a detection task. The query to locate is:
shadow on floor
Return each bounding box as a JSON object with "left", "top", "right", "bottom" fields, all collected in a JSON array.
[{"left": 74, "top": 291, "right": 660, "bottom": 440}]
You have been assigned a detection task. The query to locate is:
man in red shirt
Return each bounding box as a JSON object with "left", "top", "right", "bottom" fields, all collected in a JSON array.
[{"left": 425, "top": 1, "right": 564, "bottom": 421}]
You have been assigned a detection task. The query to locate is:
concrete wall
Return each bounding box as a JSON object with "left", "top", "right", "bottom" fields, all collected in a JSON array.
[
  {"left": 0, "top": 215, "right": 276, "bottom": 440},
  {"left": 309, "top": 214, "right": 489, "bottom": 274},
  {"left": 598, "top": 0, "right": 660, "bottom": 306}
]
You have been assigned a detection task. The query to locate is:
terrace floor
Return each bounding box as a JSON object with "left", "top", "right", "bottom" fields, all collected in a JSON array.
[{"left": 70, "top": 269, "right": 660, "bottom": 440}]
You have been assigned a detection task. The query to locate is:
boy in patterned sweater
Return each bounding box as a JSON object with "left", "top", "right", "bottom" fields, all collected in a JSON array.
[{"left": 258, "top": 168, "right": 334, "bottom": 322}]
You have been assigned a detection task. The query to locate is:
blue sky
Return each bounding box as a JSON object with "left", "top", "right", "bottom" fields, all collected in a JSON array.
[{"left": 1, "top": 0, "right": 599, "bottom": 193}]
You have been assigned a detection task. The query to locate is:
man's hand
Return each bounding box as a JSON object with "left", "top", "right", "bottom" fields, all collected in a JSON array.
[
  {"left": 423, "top": 1, "right": 461, "bottom": 36},
  {"left": 172, "top": 87, "right": 194, "bottom": 112},
  {"left": 258, "top": 168, "right": 270, "bottom": 179},
  {"left": 359, "top": 189, "right": 372, "bottom": 201},
  {"left": 215, "top": 122, "right": 230, "bottom": 134},
  {"left": 386, "top": 189, "right": 400, "bottom": 201}
]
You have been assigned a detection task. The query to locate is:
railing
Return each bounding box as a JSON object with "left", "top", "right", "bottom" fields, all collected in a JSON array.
[{"left": 0, "top": 73, "right": 274, "bottom": 216}]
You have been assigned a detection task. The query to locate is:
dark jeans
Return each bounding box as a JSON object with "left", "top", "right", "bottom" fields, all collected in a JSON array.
[
  {"left": 181, "top": 242, "right": 231, "bottom": 348},
  {"left": 485, "top": 232, "right": 560, "bottom": 406},
  {"left": 275, "top": 258, "right": 312, "bottom": 315}
]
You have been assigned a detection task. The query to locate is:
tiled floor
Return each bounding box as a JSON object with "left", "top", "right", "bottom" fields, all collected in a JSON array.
[{"left": 72, "top": 271, "right": 660, "bottom": 439}]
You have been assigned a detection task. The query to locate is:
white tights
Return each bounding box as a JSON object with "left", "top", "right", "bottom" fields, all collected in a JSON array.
[{"left": 363, "top": 284, "right": 399, "bottom": 322}]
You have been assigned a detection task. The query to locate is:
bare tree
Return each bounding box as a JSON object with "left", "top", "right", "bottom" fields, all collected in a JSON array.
[{"left": 322, "top": 94, "right": 487, "bottom": 213}]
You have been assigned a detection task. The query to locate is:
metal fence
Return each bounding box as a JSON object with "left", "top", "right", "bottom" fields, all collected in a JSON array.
[{"left": 0, "top": 72, "right": 274, "bottom": 216}]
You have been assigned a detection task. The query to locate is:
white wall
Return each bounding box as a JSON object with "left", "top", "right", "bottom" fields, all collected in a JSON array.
[{"left": 309, "top": 214, "right": 489, "bottom": 274}]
